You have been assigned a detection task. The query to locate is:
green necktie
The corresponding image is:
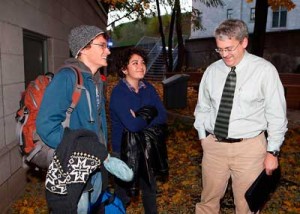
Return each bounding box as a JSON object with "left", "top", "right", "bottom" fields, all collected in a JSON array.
[{"left": 214, "top": 66, "right": 236, "bottom": 139}]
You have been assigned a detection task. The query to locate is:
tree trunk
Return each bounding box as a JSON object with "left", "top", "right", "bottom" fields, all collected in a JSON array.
[
  {"left": 175, "top": 0, "right": 184, "bottom": 72},
  {"left": 155, "top": 0, "right": 169, "bottom": 72},
  {"left": 251, "top": 0, "right": 269, "bottom": 57},
  {"left": 168, "top": 8, "right": 176, "bottom": 72}
]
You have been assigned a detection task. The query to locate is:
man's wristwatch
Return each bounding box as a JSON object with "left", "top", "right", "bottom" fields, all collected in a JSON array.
[{"left": 267, "top": 150, "right": 280, "bottom": 157}]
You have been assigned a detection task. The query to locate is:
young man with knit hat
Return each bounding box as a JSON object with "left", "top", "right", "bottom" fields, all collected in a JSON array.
[{"left": 37, "top": 25, "right": 111, "bottom": 213}]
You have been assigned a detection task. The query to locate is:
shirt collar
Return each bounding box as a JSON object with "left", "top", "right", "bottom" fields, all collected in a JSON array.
[
  {"left": 234, "top": 50, "right": 249, "bottom": 72},
  {"left": 122, "top": 78, "right": 146, "bottom": 92}
]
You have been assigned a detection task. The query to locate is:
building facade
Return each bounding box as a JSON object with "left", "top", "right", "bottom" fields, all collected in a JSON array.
[
  {"left": 186, "top": 0, "right": 300, "bottom": 73},
  {"left": 190, "top": 0, "right": 300, "bottom": 39},
  {"left": 0, "top": 0, "right": 107, "bottom": 211}
]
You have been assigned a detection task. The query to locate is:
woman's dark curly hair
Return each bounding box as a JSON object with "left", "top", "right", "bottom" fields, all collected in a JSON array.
[{"left": 116, "top": 47, "right": 148, "bottom": 78}]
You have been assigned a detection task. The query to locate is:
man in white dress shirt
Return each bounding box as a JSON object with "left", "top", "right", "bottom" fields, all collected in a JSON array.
[{"left": 194, "top": 19, "right": 288, "bottom": 214}]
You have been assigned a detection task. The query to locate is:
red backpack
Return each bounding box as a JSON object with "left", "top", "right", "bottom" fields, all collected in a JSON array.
[{"left": 15, "top": 66, "right": 83, "bottom": 168}]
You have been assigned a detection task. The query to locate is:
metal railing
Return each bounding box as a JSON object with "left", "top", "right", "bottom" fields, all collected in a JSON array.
[
  {"left": 135, "top": 36, "right": 160, "bottom": 51},
  {"left": 135, "top": 36, "right": 180, "bottom": 80}
]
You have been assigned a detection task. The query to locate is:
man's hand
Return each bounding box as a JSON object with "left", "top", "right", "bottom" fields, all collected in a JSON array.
[{"left": 264, "top": 153, "right": 279, "bottom": 175}]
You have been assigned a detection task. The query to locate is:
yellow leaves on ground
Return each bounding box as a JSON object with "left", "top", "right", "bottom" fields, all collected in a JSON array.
[{"left": 11, "top": 188, "right": 48, "bottom": 214}]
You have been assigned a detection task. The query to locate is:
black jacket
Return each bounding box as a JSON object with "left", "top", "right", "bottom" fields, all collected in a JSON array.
[
  {"left": 120, "top": 106, "right": 168, "bottom": 196},
  {"left": 45, "top": 128, "right": 108, "bottom": 213}
]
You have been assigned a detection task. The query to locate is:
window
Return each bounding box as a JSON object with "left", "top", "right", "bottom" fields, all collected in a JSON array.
[
  {"left": 227, "top": 9, "right": 233, "bottom": 19},
  {"left": 250, "top": 8, "right": 255, "bottom": 22},
  {"left": 272, "top": 7, "right": 287, "bottom": 28},
  {"left": 23, "top": 30, "right": 48, "bottom": 87}
]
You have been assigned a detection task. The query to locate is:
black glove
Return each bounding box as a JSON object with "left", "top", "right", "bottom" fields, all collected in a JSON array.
[{"left": 135, "top": 105, "right": 158, "bottom": 124}]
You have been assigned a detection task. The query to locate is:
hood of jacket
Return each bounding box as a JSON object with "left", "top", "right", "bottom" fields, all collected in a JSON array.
[{"left": 64, "top": 58, "right": 102, "bottom": 84}]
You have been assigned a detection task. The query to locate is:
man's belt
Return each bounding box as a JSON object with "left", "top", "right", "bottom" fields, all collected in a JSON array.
[{"left": 205, "top": 131, "right": 243, "bottom": 143}]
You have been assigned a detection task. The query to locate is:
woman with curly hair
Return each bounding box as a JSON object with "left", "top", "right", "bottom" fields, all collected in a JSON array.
[{"left": 109, "top": 47, "right": 167, "bottom": 214}]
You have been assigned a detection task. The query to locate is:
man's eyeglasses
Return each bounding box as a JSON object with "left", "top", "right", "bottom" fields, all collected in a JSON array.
[
  {"left": 215, "top": 43, "right": 240, "bottom": 54},
  {"left": 91, "top": 43, "right": 109, "bottom": 49}
]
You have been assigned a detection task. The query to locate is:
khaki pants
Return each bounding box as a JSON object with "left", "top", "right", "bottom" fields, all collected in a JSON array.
[{"left": 195, "top": 133, "right": 266, "bottom": 214}]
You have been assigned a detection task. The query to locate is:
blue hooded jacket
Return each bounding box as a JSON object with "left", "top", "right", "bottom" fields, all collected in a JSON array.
[{"left": 36, "top": 59, "right": 107, "bottom": 149}]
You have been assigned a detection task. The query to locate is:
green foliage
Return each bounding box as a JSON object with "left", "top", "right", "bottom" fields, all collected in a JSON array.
[{"left": 109, "top": 13, "right": 191, "bottom": 47}]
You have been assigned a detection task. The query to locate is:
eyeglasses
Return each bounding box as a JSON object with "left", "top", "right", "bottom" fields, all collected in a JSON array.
[
  {"left": 91, "top": 43, "right": 109, "bottom": 49},
  {"left": 215, "top": 43, "right": 240, "bottom": 54}
]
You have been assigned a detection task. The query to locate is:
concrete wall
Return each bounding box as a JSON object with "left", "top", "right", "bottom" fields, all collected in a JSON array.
[{"left": 0, "top": 0, "right": 107, "bottom": 212}]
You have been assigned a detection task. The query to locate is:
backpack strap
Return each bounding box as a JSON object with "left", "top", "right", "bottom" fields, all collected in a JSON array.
[
  {"left": 61, "top": 65, "right": 84, "bottom": 128},
  {"left": 56, "top": 64, "right": 94, "bottom": 128}
]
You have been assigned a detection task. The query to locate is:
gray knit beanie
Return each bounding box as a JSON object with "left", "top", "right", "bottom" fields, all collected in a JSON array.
[{"left": 68, "top": 25, "right": 105, "bottom": 58}]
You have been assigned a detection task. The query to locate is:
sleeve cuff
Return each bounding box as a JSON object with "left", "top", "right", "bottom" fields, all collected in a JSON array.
[
  {"left": 198, "top": 129, "right": 207, "bottom": 140},
  {"left": 267, "top": 142, "right": 282, "bottom": 152}
]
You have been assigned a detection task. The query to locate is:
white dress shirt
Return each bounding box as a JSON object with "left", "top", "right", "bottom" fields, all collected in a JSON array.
[{"left": 194, "top": 51, "right": 288, "bottom": 151}]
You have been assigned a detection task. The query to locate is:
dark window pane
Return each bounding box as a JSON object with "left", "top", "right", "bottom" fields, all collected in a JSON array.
[
  {"left": 272, "top": 11, "right": 279, "bottom": 27},
  {"left": 250, "top": 8, "right": 255, "bottom": 21},
  {"left": 280, "top": 11, "right": 287, "bottom": 27}
]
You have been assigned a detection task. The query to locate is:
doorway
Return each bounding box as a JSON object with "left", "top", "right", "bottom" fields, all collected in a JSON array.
[{"left": 23, "top": 30, "right": 48, "bottom": 87}]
